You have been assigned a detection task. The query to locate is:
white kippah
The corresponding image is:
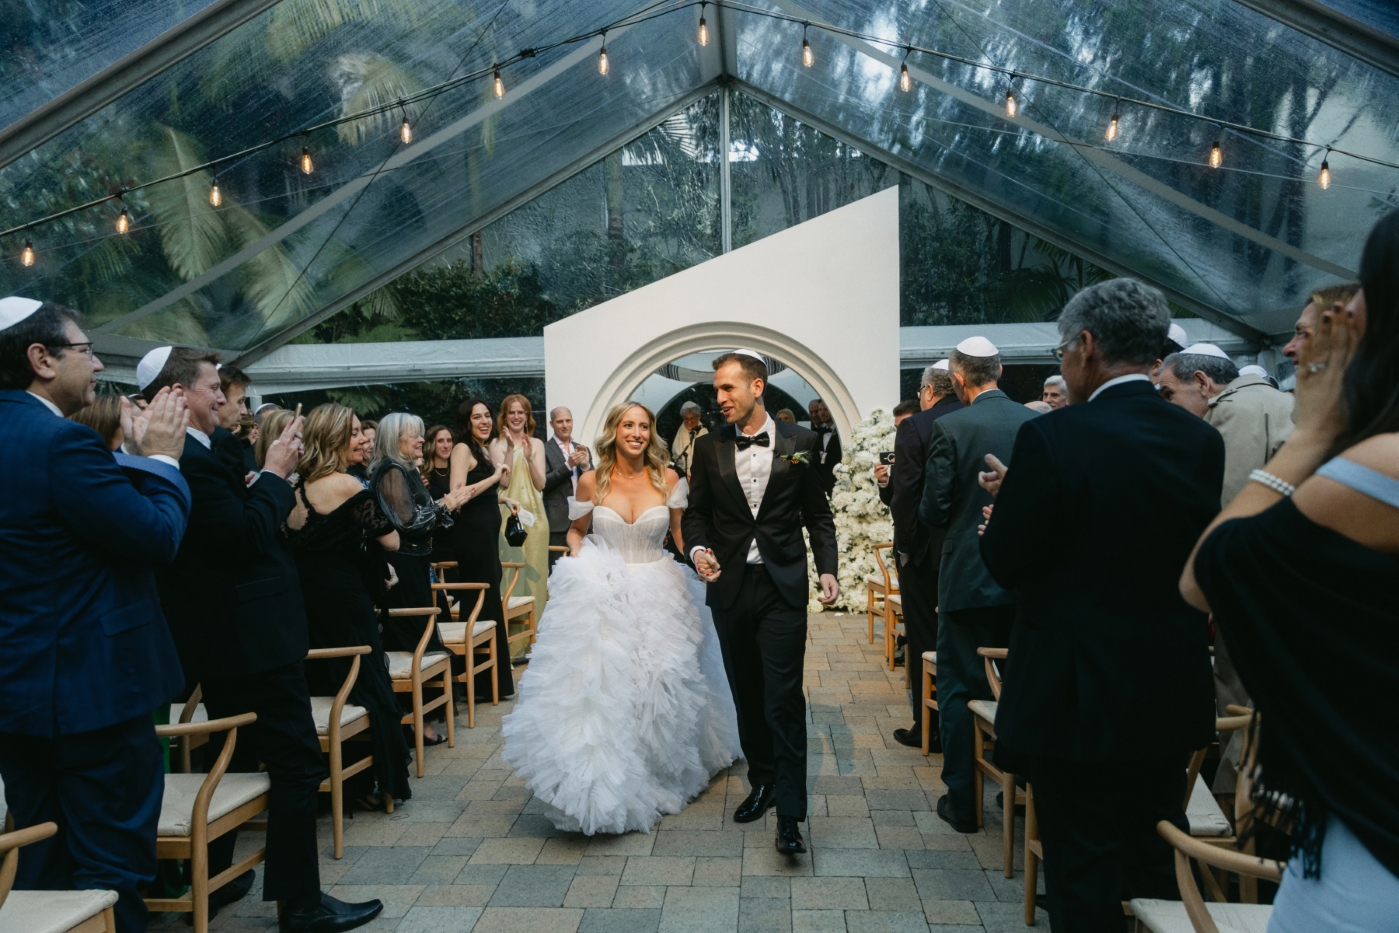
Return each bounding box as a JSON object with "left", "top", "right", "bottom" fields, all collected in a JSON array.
[
  {"left": 732, "top": 348, "right": 766, "bottom": 363},
  {"left": 1182, "top": 342, "right": 1231, "bottom": 361},
  {"left": 136, "top": 345, "right": 174, "bottom": 391},
  {"left": 0, "top": 296, "right": 43, "bottom": 331},
  {"left": 1238, "top": 364, "right": 1270, "bottom": 378},
  {"left": 955, "top": 336, "right": 998, "bottom": 358},
  {"left": 931, "top": 358, "right": 950, "bottom": 372},
  {"left": 1167, "top": 322, "right": 1188, "bottom": 347}
]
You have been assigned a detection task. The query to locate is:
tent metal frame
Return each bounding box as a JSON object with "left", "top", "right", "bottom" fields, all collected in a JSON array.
[{"left": 1231, "top": 0, "right": 1399, "bottom": 79}]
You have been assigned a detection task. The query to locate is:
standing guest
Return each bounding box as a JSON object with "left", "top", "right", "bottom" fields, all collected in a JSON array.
[
  {"left": 216, "top": 365, "right": 254, "bottom": 474},
  {"left": 492, "top": 394, "right": 549, "bottom": 639},
  {"left": 255, "top": 408, "right": 295, "bottom": 470},
  {"left": 979, "top": 279, "right": 1222, "bottom": 932},
  {"left": 345, "top": 416, "right": 372, "bottom": 483},
  {"left": 1284, "top": 283, "right": 1361, "bottom": 365},
  {"left": 1150, "top": 322, "right": 1190, "bottom": 384},
  {"left": 449, "top": 399, "right": 517, "bottom": 701},
  {"left": 69, "top": 392, "right": 126, "bottom": 450},
  {"left": 883, "top": 362, "right": 963, "bottom": 750},
  {"left": 1181, "top": 215, "right": 1399, "bottom": 933},
  {"left": 1156, "top": 342, "right": 1238, "bottom": 414},
  {"left": 775, "top": 409, "right": 796, "bottom": 424},
  {"left": 359, "top": 420, "right": 377, "bottom": 455},
  {"left": 145, "top": 349, "right": 383, "bottom": 933},
  {"left": 1025, "top": 400, "right": 1053, "bottom": 414},
  {"left": 424, "top": 424, "right": 457, "bottom": 565},
  {"left": 873, "top": 399, "right": 920, "bottom": 506},
  {"left": 1237, "top": 364, "right": 1279, "bottom": 389},
  {"left": 544, "top": 406, "right": 591, "bottom": 566},
  {"left": 286, "top": 404, "right": 412, "bottom": 809},
  {"left": 0, "top": 298, "right": 190, "bottom": 933},
  {"left": 807, "top": 398, "right": 841, "bottom": 496},
  {"left": 671, "top": 401, "right": 708, "bottom": 476},
  {"left": 918, "top": 337, "right": 1036, "bottom": 831},
  {"left": 1041, "top": 375, "right": 1069, "bottom": 409}
]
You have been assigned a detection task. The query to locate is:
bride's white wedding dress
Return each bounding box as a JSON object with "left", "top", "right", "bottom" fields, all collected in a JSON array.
[{"left": 500, "top": 480, "right": 742, "bottom": 835}]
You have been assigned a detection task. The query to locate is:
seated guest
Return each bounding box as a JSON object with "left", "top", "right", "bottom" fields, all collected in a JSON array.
[
  {"left": 1041, "top": 375, "right": 1069, "bottom": 409},
  {"left": 286, "top": 404, "right": 412, "bottom": 809},
  {"left": 1182, "top": 213, "right": 1399, "bottom": 932},
  {"left": 69, "top": 392, "right": 126, "bottom": 450},
  {"left": 1, "top": 298, "right": 190, "bottom": 933},
  {"left": 979, "top": 279, "right": 1222, "bottom": 931},
  {"left": 146, "top": 349, "right": 383, "bottom": 933},
  {"left": 671, "top": 401, "right": 707, "bottom": 476},
  {"left": 544, "top": 406, "right": 591, "bottom": 566}
]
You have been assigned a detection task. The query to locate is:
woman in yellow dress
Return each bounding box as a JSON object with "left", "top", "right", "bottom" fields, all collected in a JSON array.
[{"left": 491, "top": 394, "right": 549, "bottom": 658}]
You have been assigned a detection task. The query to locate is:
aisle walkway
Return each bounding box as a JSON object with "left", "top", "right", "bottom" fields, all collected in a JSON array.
[{"left": 161, "top": 613, "right": 1044, "bottom": 932}]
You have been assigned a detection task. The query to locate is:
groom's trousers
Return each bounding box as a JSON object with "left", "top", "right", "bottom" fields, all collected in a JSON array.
[{"left": 711, "top": 565, "right": 808, "bottom": 820}]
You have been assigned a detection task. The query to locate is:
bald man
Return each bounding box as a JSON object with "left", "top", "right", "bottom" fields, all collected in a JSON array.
[{"left": 544, "top": 407, "right": 591, "bottom": 565}]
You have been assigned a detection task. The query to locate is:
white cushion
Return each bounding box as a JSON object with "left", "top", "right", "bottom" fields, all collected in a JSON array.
[
  {"left": 864, "top": 573, "right": 896, "bottom": 589},
  {"left": 0, "top": 889, "right": 118, "bottom": 933},
  {"left": 167, "top": 702, "right": 207, "bottom": 724},
  {"left": 506, "top": 595, "right": 534, "bottom": 612},
  {"left": 968, "top": 699, "right": 997, "bottom": 725},
  {"left": 1129, "top": 898, "right": 1271, "bottom": 933},
  {"left": 308, "top": 697, "right": 368, "bottom": 735},
  {"left": 158, "top": 772, "right": 270, "bottom": 837},
  {"left": 886, "top": 595, "right": 902, "bottom": 611},
  {"left": 921, "top": 651, "right": 937, "bottom": 663},
  {"left": 1187, "top": 773, "right": 1234, "bottom": 837},
  {"left": 437, "top": 620, "right": 495, "bottom": 644},
  {"left": 385, "top": 651, "right": 452, "bottom": 680}
]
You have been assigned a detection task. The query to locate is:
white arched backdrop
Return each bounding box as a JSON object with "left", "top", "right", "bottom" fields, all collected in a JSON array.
[{"left": 544, "top": 187, "right": 901, "bottom": 447}]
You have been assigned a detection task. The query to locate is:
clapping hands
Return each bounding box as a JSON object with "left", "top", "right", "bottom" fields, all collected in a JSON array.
[{"left": 128, "top": 387, "right": 189, "bottom": 460}]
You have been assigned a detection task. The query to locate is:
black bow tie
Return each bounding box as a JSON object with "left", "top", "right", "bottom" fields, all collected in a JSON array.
[
  {"left": 813, "top": 424, "right": 829, "bottom": 434},
  {"left": 734, "top": 433, "right": 770, "bottom": 450}
]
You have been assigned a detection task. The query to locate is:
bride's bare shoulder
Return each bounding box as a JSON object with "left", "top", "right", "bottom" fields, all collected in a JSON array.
[{"left": 575, "top": 469, "right": 599, "bottom": 500}]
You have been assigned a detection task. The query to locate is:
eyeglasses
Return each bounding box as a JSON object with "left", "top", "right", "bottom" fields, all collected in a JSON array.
[
  {"left": 48, "top": 341, "right": 95, "bottom": 358},
  {"left": 1052, "top": 338, "right": 1077, "bottom": 361}
]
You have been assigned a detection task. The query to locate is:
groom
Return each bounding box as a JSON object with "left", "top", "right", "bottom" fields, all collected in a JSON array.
[{"left": 683, "top": 350, "right": 839, "bottom": 855}]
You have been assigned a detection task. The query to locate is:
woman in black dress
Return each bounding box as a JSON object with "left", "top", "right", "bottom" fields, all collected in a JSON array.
[
  {"left": 425, "top": 424, "right": 456, "bottom": 565},
  {"left": 449, "top": 398, "right": 517, "bottom": 701},
  {"left": 286, "top": 403, "right": 412, "bottom": 809}
]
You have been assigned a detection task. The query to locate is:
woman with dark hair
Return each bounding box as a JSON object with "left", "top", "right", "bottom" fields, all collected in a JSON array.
[
  {"left": 448, "top": 398, "right": 516, "bottom": 700},
  {"left": 424, "top": 424, "right": 456, "bottom": 565},
  {"left": 1181, "top": 211, "right": 1399, "bottom": 931}
]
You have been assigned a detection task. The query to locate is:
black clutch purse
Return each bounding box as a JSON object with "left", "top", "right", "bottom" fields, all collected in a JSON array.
[{"left": 504, "top": 512, "right": 528, "bottom": 548}]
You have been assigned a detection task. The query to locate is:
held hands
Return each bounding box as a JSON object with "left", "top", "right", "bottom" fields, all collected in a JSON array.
[
  {"left": 817, "top": 573, "right": 840, "bottom": 605},
  {"left": 694, "top": 548, "right": 722, "bottom": 582},
  {"left": 133, "top": 387, "right": 189, "bottom": 460},
  {"left": 978, "top": 453, "right": 1008, "bottom": 498},
  {"left": 264, "top": 415, "right": 305, "bottom": 480}
]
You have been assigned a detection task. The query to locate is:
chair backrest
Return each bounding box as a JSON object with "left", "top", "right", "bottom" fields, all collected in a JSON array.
[
  {"left": 305, "top": 646, "right": 371, "bottom": 733},
  {"left": 430, "top": 581, "right": 488, "bottom": 626},
  {"left": 387, "top": 607, "right": 441, "bottom": 666},
  {"left": 977, "top": 647, "right": 1008, "bottom": 700},
  {"left": 154, "top": 712, "right": 258, "bottom": 838},
  {"left": 1184, "top": 713, "right": 1253, "bottom": 812},
  {"left": 499, "top": 561, "right": 523, "bottom": 604},
  {"left": 0, "top": 822, "right": 57, "bottom": 910},
  {"left": 1156, "top": 819, "right": 1282, "bottom": 933},
  {"left": 177, "top": 683, "right": 204, "bottom": 724},
  {"left": 872, "top": 543, "right": 894, "bottom": 590}
]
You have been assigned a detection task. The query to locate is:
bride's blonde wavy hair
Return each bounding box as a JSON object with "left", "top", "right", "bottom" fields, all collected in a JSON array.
[{"left": 592, "top": 402, "right": 671, "bottom": 505}]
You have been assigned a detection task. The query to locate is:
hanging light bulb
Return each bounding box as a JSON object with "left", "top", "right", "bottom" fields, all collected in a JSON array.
[
  {"left": 598, "top": 42, "right": 609, "bottom": 75},
  {"left": 21, "top": 239, "right": 35, "bottom": 267},
  {"left": 1209, "top": 138, "right": 1222, "bottom": 168},
  {"left": 400, "top": 116, "right": 413, "bottom": 144},
  {"left": 698, "top": 2, "right": 709, "bottom": 46},
  {"left": 493, "top": 66, "right": 505, "bottom": 99},
  {"left": 1105, "top": 111, "right": 1119, "bottom": 142},
  {"left": 802, "top": 28, "right": 814, "bottom": 68},
  {"left": 1005, "top": 89, "right": 1018, "bottom": 117},
  {"left": 210, "top": 177, "right": 222, "bottom": 207},
  {"left": 1318, "top": 150, "right": 1331, "bottom": 189},
  {"left": 900, "top": 62, "right": 911, "bottom": 92},
  {"left": 301, "top": 146, "right": 313, "bottom": 175},
  {"left": 116, "top": 205, "right": 130, "bottom": 235}
]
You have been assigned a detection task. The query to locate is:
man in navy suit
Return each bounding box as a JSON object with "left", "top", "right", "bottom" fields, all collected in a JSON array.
[{"left": 0, "top": 297, "right": 191, "bottom": 933}]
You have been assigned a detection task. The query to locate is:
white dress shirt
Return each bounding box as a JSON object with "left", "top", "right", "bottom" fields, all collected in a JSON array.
[
  {"left": 552, "top": 435, "right": 583, "bottom": 492},
  {"left": 1088, "top": 373, "right": 1151, "bottom": 402},
  {"left": 186, "top": 426, "right": 212, "bottom": 449},
  {"left": 691, "top": 415, "right": 775, "bottom": 566},
  {"left": 30, "top": 391, "right": 180, "bottom": 469}
]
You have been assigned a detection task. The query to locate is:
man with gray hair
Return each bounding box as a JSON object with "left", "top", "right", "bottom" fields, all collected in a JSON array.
[
  {"left": 977, "top": 278, "right": 1222, "bottom": 931},
  {"left": 670, "top": 400, "right": 707, "bottom": 477},
  {"left": 1041, "top": 374, "right": 1068, "bottom": 409}
]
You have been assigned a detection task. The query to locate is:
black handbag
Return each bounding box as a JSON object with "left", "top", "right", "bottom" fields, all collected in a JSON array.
[{"left": 503, "top": 512, "right": 528, "bottom": 548}]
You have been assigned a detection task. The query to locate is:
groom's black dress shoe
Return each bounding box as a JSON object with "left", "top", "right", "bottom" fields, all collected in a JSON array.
[
  {"left": 733, "top": 784, "right": 776, "bottom": 823},
  {"left": 279, "top": 892, "right": 383, "bottom": 933},
  {"left": 775, "top": 816, "right": 807, "bottom": 855}
]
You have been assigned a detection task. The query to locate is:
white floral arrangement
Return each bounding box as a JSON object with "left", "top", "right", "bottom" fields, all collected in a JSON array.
[{"left": 806, "top": 408, "right": 897, "bottom": 612}]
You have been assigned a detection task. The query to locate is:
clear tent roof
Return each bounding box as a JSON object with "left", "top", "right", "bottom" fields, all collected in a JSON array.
[{"left": 2, "top": 0, "right": 1396, "bottom": 361}]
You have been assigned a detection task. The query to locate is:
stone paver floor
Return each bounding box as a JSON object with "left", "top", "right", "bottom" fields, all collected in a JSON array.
[{"left": 153, "top": 613, "right": 1047, "bottom": 932}]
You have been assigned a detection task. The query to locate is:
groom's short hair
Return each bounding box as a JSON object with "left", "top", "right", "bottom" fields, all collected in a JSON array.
[{"left": 712, "top": 351, "right": 767, "bottom": 385}]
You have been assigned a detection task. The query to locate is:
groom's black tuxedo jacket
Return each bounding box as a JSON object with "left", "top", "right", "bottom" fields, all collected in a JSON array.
[{"left": 682, "top": 419, "right": 838, "bottom": 611}]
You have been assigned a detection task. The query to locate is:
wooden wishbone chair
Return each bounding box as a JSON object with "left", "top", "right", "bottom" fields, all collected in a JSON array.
[
  {"left": 167, "top": 683, "right": 209, "bottom": 773},
  {"left": 499, "top": 561, "right": 537, "bottom": 653},
  {"left": 867, "top": 542, "right": 897, "bottom": 645},
  {"left": 430, "top": 578, "right": 497, "bottom": 728},
  {"left": 304, "top": 646, "right": 380, "bottom": 859},
  {"left": 0, "top": 822, "right": 117, "bottom": 933},
  {"left": 971, "top": 647, "right": 1024, "bottom": 877},
  {"left": 1129, "top": 820, "right": 1281, "bottom": 933},
  {"left": 385, "top": 607, "right": 455, "bottom": 776}
]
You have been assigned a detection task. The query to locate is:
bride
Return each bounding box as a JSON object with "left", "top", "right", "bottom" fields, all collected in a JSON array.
[{"left": 501, "top": 401, "right": 741, "bottom": 834}]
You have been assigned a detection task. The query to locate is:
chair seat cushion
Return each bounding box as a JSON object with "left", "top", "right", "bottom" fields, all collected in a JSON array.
[
  {"left": 1186, "top": 773, "right": 1234, "bottom": 837},
  {"left": 159, "top": 772, "right": 270, "bottom": 837},
  {"left": 1128, "top": 898, "right": 1271, "bottom": 933},
  {"left": 968, "top": 699, "right": 997, "bottom": 725},
  {"left": 437, "top": 620, "right": 495, "bottom": 644},
  {"left": 921, "top": 651, "right": 937, "bottom": 663},
  {"left": 168, "top": 702, "right": 208, "bottom": 724},
  {"left": 886, "top": 595, "right": 902, "bottom": 611},
  {"left": 864, "top": 573, "right": 896, "bottom": 590},
  {"left": 0, "top": 889, "right": 119, "bottom": 933},
  {"left": 506, "top": 596, "right": 534, "bottom": 612},
  {"left": 308, "top": 697, "right": 368, "bottom": 735},
  {"left": 385, "top": 651, "right": 452, "bottom": 679}
]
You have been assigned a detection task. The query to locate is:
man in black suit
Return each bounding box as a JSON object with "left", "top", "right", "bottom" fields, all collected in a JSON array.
[
  {"left": 543, "top": 406, "right": 590, "bottom": 567},
  {"left": 885, "top": 362, "right": 963, "bottom": 749},
  {"left": 808, "top": 398, "right": 842, "bottom": 496},
  {"left": 144, "top": 348, "right": 383, "bottom": 933},
  {"left": 979, "top": 279, "right": 1222, "bottom": 931},
  {"left": 918, "top": 337, "right": 1038, "bottom": 833},
  {"left": 683, "top": 351, "right": 839, "bottom": 856}
]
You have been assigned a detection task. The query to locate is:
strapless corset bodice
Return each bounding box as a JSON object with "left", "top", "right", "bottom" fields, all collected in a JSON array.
[{"left": 590, "top": 506, "right": 670, "bottom": 563}]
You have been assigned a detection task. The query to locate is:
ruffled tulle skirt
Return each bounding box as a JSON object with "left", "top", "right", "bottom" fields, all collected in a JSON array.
[{"left": 500, "top": 539, "right": 742, "bottom": 835}]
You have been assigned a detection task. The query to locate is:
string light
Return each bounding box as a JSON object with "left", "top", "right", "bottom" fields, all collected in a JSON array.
[
  {"left": 1210, "top": 138, "right": 1223, "bottom": 168},
  {"left": 400, "top": 116, "right": 413, "bottom": 144},
  {"left": 300, "top": 146, "right": 313, "bottom": 175},
  {"left": 1105, "top": 101, "right": 1120, "bottom": 142},
  {"left": 598, "top": 32, "right": 609, "bottom": 75},
  {"left": 493, "top": 66, "right": 505, "bottom": 99},
  {"left": 21, "top": 239, "right": 35, "bottom": 267},
  {"left": 802, "top": 25, "right": 813, "bottom": 67},
  {"left": 115, "top": 204, "right": 130, "bottom": 235},
  {"left": 1005, "top": 89, "right": 1018, "bottom": 117},
  {"left": 899, "top": 50, "right": 911, "bottom": 92},
  {"left": 1319, "top": 149, "right": 1331, "bottom": 189},
  {"left": 209, "top": 177, "right": 222, "bottom": 207},
  {"left": 698, "top": 2, "right": 709, "bottom": 46}
]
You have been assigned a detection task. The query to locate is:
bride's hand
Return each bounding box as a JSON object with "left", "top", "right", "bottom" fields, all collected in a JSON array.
[{"left": 694, "top": 548, "right": 721, "bottom": 582}]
